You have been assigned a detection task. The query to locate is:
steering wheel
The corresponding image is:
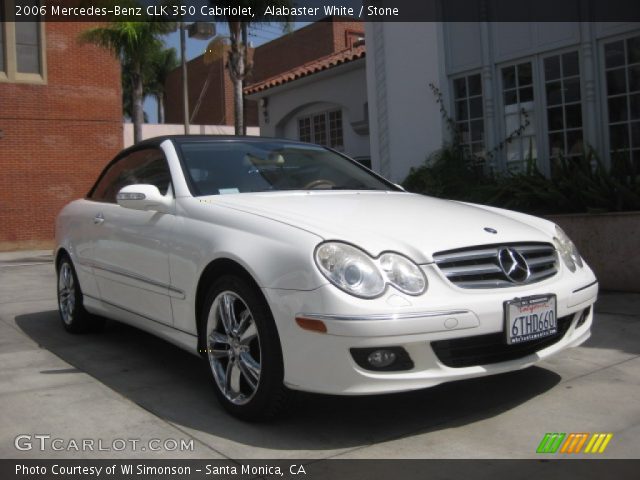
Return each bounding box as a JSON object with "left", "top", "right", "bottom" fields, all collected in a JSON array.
[{"left": 303, "top": 179, "right": 336, "bottom": 190}]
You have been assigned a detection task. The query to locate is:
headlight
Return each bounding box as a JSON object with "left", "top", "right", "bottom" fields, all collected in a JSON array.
[
  {"left": 379, "top": 253, "right": 427, "bottom": 295},
  {"left": 314, "top": 242, "right": 427, "bottom": 298},
  {"left": 553, "top": 226, "right": 583, "bottom": 272}
]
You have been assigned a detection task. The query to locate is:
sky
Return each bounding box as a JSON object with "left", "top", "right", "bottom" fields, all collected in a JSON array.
[{"left": 143, "top": 22, "right": 308, "bottom": 123}]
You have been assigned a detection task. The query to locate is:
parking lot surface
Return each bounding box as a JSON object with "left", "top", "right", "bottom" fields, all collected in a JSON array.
[{"left": 1, "top": 251, "right": 638, "bottom": 459}]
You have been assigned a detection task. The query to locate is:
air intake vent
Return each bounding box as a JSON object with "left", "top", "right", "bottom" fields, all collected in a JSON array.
[
  {"left": 431, "top": 313, "right": 573, "bottom": 367},
  {"left": 433, "top": 243, "right": 558, "bottom": 289}
]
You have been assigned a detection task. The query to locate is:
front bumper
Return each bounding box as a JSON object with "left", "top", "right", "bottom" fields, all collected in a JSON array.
[{"left": 263, "top": 263, "right": 598, "bottom": 395}]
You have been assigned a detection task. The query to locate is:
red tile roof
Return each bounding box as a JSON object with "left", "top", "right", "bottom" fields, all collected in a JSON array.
[{"left": 244, "top": 44, "right": 366, "bottom": 95}]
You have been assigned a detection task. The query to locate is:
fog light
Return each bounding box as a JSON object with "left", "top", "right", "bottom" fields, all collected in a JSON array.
[
  {"left": 350, "top": 346, "right": 414, "bottom": 371},
  {"left": 367, "top": 349, "right": 396, "bottom": 368}
]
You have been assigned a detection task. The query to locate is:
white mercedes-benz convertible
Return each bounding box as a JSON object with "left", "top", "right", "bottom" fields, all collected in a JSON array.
[{"left": 55, "top": 136, "right": 598, "bottom": 420}]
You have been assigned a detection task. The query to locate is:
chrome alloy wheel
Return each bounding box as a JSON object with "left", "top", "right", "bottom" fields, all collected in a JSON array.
[
  {"left": 207, "top": 291, "right": 262, "bottom": 405},
  {"left": 58, "top": 262, "right": 76, "bottom": 325}
]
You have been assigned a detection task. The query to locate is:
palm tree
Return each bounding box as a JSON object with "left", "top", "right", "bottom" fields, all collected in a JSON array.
[
  {"left": 148, "top": 47, "right": 179, "bottom": 124},
  {"left": 209, "top": 0, "right": 292, "bottom": 135},
  {"left": 79, "top": 22, "right": 174, "bottom": 143},
  {"left": 121, "top": 57, "right": 148, "bottom": 123}
]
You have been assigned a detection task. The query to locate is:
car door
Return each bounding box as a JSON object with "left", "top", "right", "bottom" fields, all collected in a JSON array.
[{"left": 86, "top": 148, "right": 176, "bottom": 326}]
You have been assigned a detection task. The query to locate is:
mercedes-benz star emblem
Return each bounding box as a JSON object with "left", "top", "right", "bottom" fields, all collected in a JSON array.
[{"left": 497, "top": 247, "right": 530, "bottom": 283}]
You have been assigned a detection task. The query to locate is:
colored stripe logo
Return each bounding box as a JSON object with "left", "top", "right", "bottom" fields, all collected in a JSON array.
[
  {"left": 537, "top": 433, "right": 565, "bottom": 453},
  {"left": 537, "top": 433, "right": 613, "bottom": 454}
]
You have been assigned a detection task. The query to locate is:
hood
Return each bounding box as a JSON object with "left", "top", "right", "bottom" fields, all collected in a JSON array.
[{"left": 204, "top": 191, "right": 554, "bottom": 264}]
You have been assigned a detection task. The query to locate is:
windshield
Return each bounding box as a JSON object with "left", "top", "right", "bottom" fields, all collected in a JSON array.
[{"left": 178, "top": 141, "right": 396, "bottom": 196}]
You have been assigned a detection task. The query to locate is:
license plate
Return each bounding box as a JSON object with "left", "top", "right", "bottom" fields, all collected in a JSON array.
[{"left": 505, "top": 295, "right": 557, "bottom": 345}]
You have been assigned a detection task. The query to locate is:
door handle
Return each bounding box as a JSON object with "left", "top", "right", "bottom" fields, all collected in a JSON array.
[{"left": 93, "top": 213, "right": 105, "bottom": 225}]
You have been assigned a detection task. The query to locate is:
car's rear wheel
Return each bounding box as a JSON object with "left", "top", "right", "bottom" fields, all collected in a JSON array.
[
  {"left": 57, "top": 254, "right": 103, "bottom": 333},
  {"left": 202, "top": 275, "right": 293, "bottom": 421}
]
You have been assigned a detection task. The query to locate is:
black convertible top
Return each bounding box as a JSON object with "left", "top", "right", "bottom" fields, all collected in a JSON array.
[{"left": 122, "top": 135, "right": 311, "bottom": 155}]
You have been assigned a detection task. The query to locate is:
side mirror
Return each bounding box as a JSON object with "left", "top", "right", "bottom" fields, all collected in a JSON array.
[{"left": 116, "top": 184, "right": 172, "bottom": 213}]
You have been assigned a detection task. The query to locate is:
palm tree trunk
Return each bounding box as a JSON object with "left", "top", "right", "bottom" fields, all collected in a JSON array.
[
  {"left": 157, "top": 94, "right": 165, "bottom": 124},
  {"left": 132, "top": 62, "right": 144, "bottom": 143},
  {"left": 228, "top": 22, "right": 244, "bottom": 136},
  {"left": 241, "top": 23, "right": 248, "bottom": 136},
  {"left": 233, "top": 76, "right": 243, "bottom": 136}
]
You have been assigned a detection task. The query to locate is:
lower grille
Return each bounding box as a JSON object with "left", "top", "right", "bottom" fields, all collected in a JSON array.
[
  {"left": 431, "top": 313, "right": 574, "bottom": 368},
  {"left": 433, "top": 242, "right": 558, "bottom": 288}
]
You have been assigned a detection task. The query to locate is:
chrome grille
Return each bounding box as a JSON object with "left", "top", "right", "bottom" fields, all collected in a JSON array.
[{"left": 433, "top": 243, "right": 558, "bottom": 289}]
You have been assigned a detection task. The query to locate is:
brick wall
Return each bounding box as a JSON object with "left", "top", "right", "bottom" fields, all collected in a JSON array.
[
  {"left": 165, "top": 53, "right": 228, "bottom": 125},
  {"left": 251, "top": 18, "right": 364, "bottom": 83},
  {"left": 0, "top": 22, "right": 122, "bottom": 251},
  {"left": 164, "top": 18, "right": 364, "bottom": 127},
  {"left": 164, "top": 44, "right": 260, "bottom": 128}
]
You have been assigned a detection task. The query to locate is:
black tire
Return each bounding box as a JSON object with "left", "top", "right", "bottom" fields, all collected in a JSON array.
[
  {"left": 57, "top": 254, "right": 104, "bottom": 333},
  {"left": 200, "top": 274, "right": 293, "bottom": 421}
]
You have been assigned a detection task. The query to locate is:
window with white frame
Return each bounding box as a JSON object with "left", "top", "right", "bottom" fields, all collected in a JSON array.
[
  {"left": 501, "top": 62, "right": 536, "bottom": 170},
  {"left": 297, "top": 110, "right": 344, "bottom": 149},
  {"left": 0, "top": 8, "right": 5, "bottom": 74},
  {"left": 298, "top": 117, "right": 311, "bottom": 143},
  {"left": 312, "top": 113, "right": 327, "bottom": 145},
  {"left": 543, "top": 51, "right": 584, "bottom": 175},
  {"left": 0, "top": 0, "right": 45, "bottom": 82},
  {"left": 15, "top": 21, "right": 41, "bottom": 74},
  {"left": 453, "top": 73, "right": 485, "bottom": 156},
  {"left": 604, "top": 35, "right": 640, "bottom": 168},
  {"left": 328, "top": 110, "right": 344, "bottom": 149}
]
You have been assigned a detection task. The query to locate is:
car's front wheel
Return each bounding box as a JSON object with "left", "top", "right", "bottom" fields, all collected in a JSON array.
[
  {"left": 57, "top": 254, "right": 103, "bottom": 333},
  {"left": 201, "top": 275, "right": 293, "bottom": 421}
]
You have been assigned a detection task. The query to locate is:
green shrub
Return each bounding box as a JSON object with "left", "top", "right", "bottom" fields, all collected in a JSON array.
[{"left": 403, "top": 146, "right": 640, "bottom": 214}]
